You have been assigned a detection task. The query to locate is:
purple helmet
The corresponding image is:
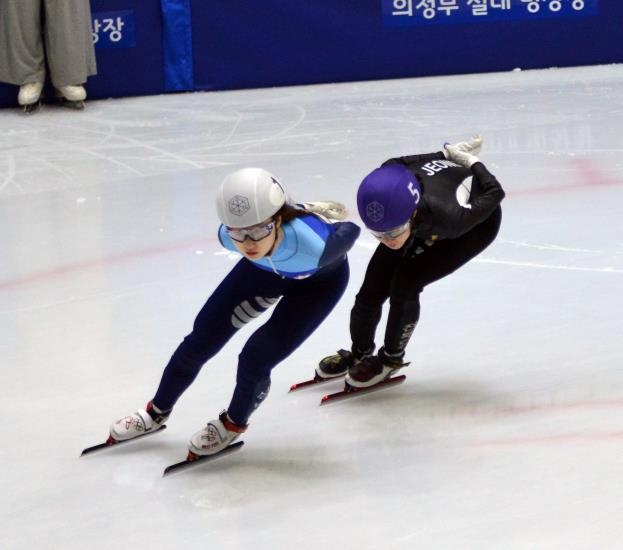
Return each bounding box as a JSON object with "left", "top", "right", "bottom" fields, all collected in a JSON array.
[{"left": 357, "top": 164, "right": 422, "bottom": 231}]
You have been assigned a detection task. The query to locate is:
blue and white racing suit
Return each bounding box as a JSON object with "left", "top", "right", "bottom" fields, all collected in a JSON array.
[{"left": 152, "top": 213, "right": 360, "bottom": 425}]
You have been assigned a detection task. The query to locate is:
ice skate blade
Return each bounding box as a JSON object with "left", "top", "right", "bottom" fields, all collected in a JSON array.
[
  {"left": 58, "top": 98, "right": 85, "bottom": 110},
  {"left": 289, "top": 374, "right": 345, "bottom": 391},
  {"left": 22, "top": 101, "right": 42, "bottom": 115},
  {"left": 80, "top": 425, "right": 167, "bottom": 456},
  {"left": 320, "top": 375, "right": 406, "bottom": 405},
  {"left": 163, "top": 441, "right": 244, "bottom": 477}
]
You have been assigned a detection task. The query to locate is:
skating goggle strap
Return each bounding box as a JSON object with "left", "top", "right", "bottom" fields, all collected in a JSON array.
[
  {"left": 368, "top": 221, "right": 411, "bottom": 240},
  {"left": 226, "top": 221, "right": 275, "bottom": 242}
]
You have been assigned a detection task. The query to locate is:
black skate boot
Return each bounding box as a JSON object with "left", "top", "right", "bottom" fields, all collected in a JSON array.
[
  {"left": 346, "top": 347, "right": 409, "bottom": 389},
  {"left": 315, "top": 348, "right": 373, "bottom": 380},
  {"left": 316, "top": 349, "right": 353, "bottom": 379}
]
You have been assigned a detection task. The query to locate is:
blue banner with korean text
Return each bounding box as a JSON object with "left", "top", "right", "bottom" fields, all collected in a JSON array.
[
  {"left": 85, "top": 0, "right": 166, "bottom": 101},
  {"left": 92, "top": 10, "right": 136, "bottom": 49},
  {"left": 1, "top": 0, "right": 620, "bottom": 108},
  {"left": 383, "top": 0, "right": 598, "bottom": 26}
]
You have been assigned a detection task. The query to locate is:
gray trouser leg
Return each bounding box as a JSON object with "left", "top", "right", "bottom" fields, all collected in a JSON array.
[
  {"left": 0, "top": 0, "right": 46, "bottom": 85},
  {"left": 43, "top": 0, "right": 97, "bottom": 88}
]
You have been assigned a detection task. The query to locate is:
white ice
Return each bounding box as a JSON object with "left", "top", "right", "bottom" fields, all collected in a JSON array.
[{"left": 1, "top": 64, "right": 622, "bottom": 550}]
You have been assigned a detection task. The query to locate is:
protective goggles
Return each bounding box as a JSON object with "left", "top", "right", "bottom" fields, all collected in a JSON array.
[
  {"left": 226, "top": 222, "right": 275, "bottom": 242},
  {"left": 369, "top": 221, "right": 411, "bottom": 240}
]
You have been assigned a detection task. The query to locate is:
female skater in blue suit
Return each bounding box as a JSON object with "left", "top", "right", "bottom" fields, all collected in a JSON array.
[{"left": 109, "top": 168, "right": 360, "bottom": 457}]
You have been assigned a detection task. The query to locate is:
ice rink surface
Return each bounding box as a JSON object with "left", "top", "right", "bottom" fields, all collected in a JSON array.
[{"left": 1, "top": 64, "right": 622, "bottom": 549}]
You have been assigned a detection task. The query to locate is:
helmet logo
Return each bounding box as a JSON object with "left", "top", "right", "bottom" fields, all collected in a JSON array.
[
  {"left": 366, "top": 201, "right": 384, "bottom": 223},
  {"left": 271, "top": 176, "right": 284, "bottom": 193},
  {"left": 228, "top": 195, "right": 250, "bottom": 217}
]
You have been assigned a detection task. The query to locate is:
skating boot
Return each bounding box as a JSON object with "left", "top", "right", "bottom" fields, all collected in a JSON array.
[
  {"left": 316, "top": 347, "right": 373, "bottom": 380},
  {"left": 18, "top": 81, "right": 44, "bottom": 114},
  {"left": 55, "top": 85, "right": 87, "bottom": 110},
  {"left": 345, "top": 347, "right": 409, "bottom": 389},
  {"left": 109, "top": 401, "right": 170, "bottom": 442},
  {"left": 188, "top": 410, "right": 247, "bottom": 458}
]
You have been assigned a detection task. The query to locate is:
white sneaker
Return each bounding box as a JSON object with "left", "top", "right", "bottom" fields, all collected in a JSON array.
[
  {"left": 56, "top": 85, "right": 87, "bottom": 102},
  {"left": 109, "top": 401, "right": 169, "bottom": 442},
  {"left": 18, "top": 81, "right": 44, "bottom": 106},
  {"left": 188, "top": 411, "right": 247, "bottom": 456}
]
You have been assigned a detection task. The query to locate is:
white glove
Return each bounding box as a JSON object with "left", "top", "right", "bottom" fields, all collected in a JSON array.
[
  {"left": 444, "top": 143, "right": 480, "bottom": 168},
  {"left": 454, "top": 134, "right": 483, "bottom": 155},
  {"left": 443, "top": 134, "right": 483, "bottom": 164}
]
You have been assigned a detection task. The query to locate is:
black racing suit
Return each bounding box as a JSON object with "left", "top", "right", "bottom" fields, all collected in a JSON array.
[{"left": 350, "top": 151, "right": 505, "bottom": 358}]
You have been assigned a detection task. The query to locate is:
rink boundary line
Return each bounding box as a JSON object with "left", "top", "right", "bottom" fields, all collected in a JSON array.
[
  {"left": 357, "top": 242, "right": 622, "bottom": 273},
  {"left": 498, "top": 239, "right": 608, "bottom": 254},
  {"left": 450, "top": 397, "right": 623, "bottom": 418},
  {"left": 0, "top": 236, "right": 217, "bottom": 291},
  {"left": 473, "top": 258, "right": 623, "bottom": 274},
  {"left": 470, "top": 430, "right": 623, "bottom": 448},
  {"left": 466, "top": 395, "right": 623, "bottom": 447},
  {"left": 509, "top": 157, "right": 621, "bottom": 196},
  {"left": 508, "top": 180, "right": 620, "bottom": 196},
  {"left": 4, "top": 239, "right": 618, "bottom": 291}
]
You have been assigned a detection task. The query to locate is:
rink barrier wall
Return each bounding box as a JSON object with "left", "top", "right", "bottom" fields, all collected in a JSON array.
[{"left": 0, "top": 0, "right": 621, "bottom": 108}]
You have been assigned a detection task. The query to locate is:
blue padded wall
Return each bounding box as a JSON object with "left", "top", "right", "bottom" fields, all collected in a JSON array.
[{"left": 0, "top": 0, "right": 620, "bottom": 108}]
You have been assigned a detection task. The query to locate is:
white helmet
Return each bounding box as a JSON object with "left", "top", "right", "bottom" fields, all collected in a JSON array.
[{"left": 216, "top": 168, "right": 287, "bottom": 228}]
